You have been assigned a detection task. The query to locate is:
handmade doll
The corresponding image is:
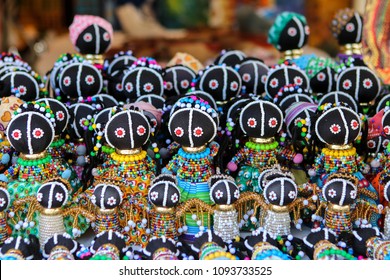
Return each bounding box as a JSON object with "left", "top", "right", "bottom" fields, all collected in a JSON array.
[
  {"left": 143, "top": 237, "right": 180, "bottom": 260},
  {"left": 121, "top": 57, "right": 164, "bottom": 102},
  {"left": 268, "top": 12, "right": 310, "bottom": 62},
  {"left": 214, "top": 49, "right": 247, "bottom": 67},
  {"left": 194, "top": 64, "right": 242, "bottom": 110},
  {"left": 226, "top": 100, "right": 283, "bottom": 193},
  {"left": 310, "top": 103, "right": 379, "bottom": 226},
  {"left": 162, "top": 96, "right": 219, "bottom": 240},
  {"left": 302, "top": 228, "right": 340, "bottom": 260},
  {"left": 336, "top": 66, "right": 381, "bottom": 114},
  {"left": 246, "top": 235, "right": 290, "bottom": 260},
  {"left": 314, "top": 174, "right": 358, "bottom": 234},
  {"left": 0, "top": 184, "right": 10, "bottom": 244},
  {"left": 162, "top": 65, "right": 196, "bottom": 98},
  {"left": 190, "top": 230, "right": 237, "bottom": 260},
  {"left": 148, "top": 175, "right": 180, "bottom": 240},
  {"left": 272, "top": 84, "right": 314, "bottom": 113},
  {"left": 352, "top": 226, "right": 383, "bottom": 259},
  {"left": 208, "top": 174, "right": 240, "bottom": 242},
  {"left": 237, "top": 58, "right": 269, "bottom": 96},
  {"left": 0, "top": 96, "right": 24, "bottom": 172},
  {"left": 42, "top": 233, "right": 82, "bottom": 260},
  {"left": 89, "top": 107, "right": 156, "bottom": 247},
  {"left": 104, "top": 50, "right": 137, "bottom": 76},
  {"left": 69, "top": 15, "right": 114, "bottom": 68},
  {"left": 89, "top": 230, "right": 128, "bottom": 260},
  {"left": 330, "top": 8, "right": 365, "bottom": 65},
  {"left": 318, "top": 91, "right": 359, "bottom": 114},
  {"left": 264, "top": 63, "right": 310, "bottom": 104},
  {"left": 90, "top": 181, "right": 123, "bottom": 234},
  {"left": 0, "top": 236, "right": 37, "bottom": 260}
]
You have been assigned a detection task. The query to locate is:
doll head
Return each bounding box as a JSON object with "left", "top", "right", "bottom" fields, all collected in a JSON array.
[{"left": 163, "top": 65, "right": 196, "bottom": 97}]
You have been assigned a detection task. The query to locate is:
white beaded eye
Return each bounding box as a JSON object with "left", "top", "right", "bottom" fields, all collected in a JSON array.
[
  {"left": 85, "top": 75, "right": 95, "bottom": 85},
  {"left": 288, "top": 27, "right": 297, "bottom": 37},
  {"left": 230, "top": 81, "right": 239, "bottom": 91},
  {"left": 180, "top": 80, "right": 189, "bottom": 88},
  {"left": 32, "top": 128, "right": 44, "bottom": 139},
  {"left": 174, "top": 127, "right": 184, "bottom": 137},
  {"left": 83, "top": 33, "right": 93, "bottom": 42},
  {"left": 367, "top": 140, "right": 376, "bottom": 149},
  {"left": 294, "top": 76, "right": 303, "bottom": 86},
  {"left": 346, "top": 23, "right": 355, "bottom": 32},
  {"left": 269, "top": 78, "right": 279, "bottom": 88},
  {"left": 242, "top": 73, "right": 251, "bottom": 82},
  {"left": 115, "top": 127, "right": 126, "bottom": 138},
  {"left": 342, "top": 79, "right": 352, "bottom": 90},
  {"left": 125, "top": 82, "right": 133, "bottom": 92},
  {"left": 136, "top": 125, "right": 146, "bottom": 136},
  {"left": 362, "top": 78, "right": 373, "bottom": 89},
  {"left": 247, "top": 118, "right": 257, "bottom": 128},
  {"left": 209, "top": 79, "right": 219, "bottom": 90},
  {"left": 317, "top": 72, "right": 326, "bottom": 82},
  {"left": 11, "top": 129, "right": 22, "bottom": 140},
  {"left": 56, "top": 111, "right": 65, "bottom": 121},
  {"left": 193, "top": 127, "right": 204, "bottom": 137},
  {"left": 103, "top": 32, "right": 110, "bottom": 41},
  {"left": 143, "top": 83, "right": 154, "bottom": 93}
]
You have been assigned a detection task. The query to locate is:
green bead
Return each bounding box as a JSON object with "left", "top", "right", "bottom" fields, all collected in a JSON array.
[
  {"left": 155, "top": 154, "right": 161, "bottom": 159},
  {"left": 295, "top": 255, "right": 301, "bottom": 260}
]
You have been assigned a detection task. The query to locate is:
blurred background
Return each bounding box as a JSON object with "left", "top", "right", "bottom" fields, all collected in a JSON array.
[{"left": 0, "top": 0, "right": 365, "bottom": 76}]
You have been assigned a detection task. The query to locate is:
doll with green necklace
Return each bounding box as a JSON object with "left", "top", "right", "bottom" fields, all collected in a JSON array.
[{"left": 0, "top": 102, "right": 90, "bottom": 239}]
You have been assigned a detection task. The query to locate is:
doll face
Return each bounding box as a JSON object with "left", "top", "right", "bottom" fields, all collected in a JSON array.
[
  {"left": 337, "top": 66, "right": 380, "bottom": 104},
  {"left": 210, "top": 180, "right": 239, "bottom": 205},
  {"left": 240, "top": 100, "right": 283, "bottom": 139},
  {"left": 0, "top": 188, "right": 10, "bottom": 212},
  {"left": 199, "top": 66, "right": 242, "bottom": 102},
  {"left": 105, "top": 110, "right": 150, "bottom": 150},
  {"left": 238, "top": 60, "right": 269, "bottom": 95},
  {"left": 315, "top": 106, "right": 361, "bottom": 146},
  {"left": 107, "top": 54, "right": 137, "bottom": 75},
  {"left": 277, "top": 18, "right": 309, "bottom": 51},
  {"left": 215, "top": 50, "right": 247, "bottom": 67},
  {"left": 37, "top": 98, "right": 69, "bottom": 136},
  {"left": 1, "top": 71, "right": 39, "bottom": 101},
  {"left": 75, "top": 24, "right": 111, "bottom": 55},
  {"left": 93, "top": 184, "right": 122, "bottom": 209},
  {"left": 7, "top": 112, "right": 54, "bottom": 155},
  {"left": 367, "top": 136, "right": 389, "bottom": 154},
  {"left": 263, "top": 177, "right": 297, "bottom": 206},
  {"left": 322, "top": 179, "right": 357, "bottom": 206},
  {"left": 37, "top": 181, "right": 69, "bottom": 209},
  {"left": 168, "top": 108, "right": 217, "bottom": 148},
  {"left": 265, "top": 66, "right": 309, "bottom": 100},
  {"left": 310, "top": 67, "right": 337, "bottom": 94},
  {"left": 318, "top": 91, "right": 358, "bottom": 112},
  {"left": 68, "top": 103, "right": 95, "bottom": 140},
  {"left": 122, "top": 67, "right": 164, "bottom": 100},
  {"left": 338, "top": 13, "right": 363, "bottom": 45},
  {"left": 148, "top": 181, "right": 180, "bottom": 207},
  {"left": 163, "top": 66, "right": 195, "bottom": 97},
  {"left": 59, "top": 63, "right": 103, "bottom": 99}
]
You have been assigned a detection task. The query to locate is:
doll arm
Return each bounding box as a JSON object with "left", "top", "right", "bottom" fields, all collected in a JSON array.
[{"left": 162, "top": 155, "right": 180, "bottom": 175}]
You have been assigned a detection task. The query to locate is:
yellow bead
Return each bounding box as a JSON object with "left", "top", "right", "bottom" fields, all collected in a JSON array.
[
  {"left": 97, "top": 136, "right": 102, "bottom": 140},
  {"left": 302, "top": 127, "right": 307, "bottom": 132},
  {"left": 153, "top": 147, "right": 159, "bottom": 153},
  {"left": 301, "top": 119, "right": 306, "bottom": 124},
  {"left": 93, "top": 147, "right": 99, "bottom": 151}
]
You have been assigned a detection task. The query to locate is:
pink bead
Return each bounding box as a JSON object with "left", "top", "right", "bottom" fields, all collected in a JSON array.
[
  {"left": 293, "top": 153, "right": 303, "bottom": 164},
  {"left": 358, "top": 256, "right": 364, "bottom": 260},
  {"left": 244, "top": 257, "right": 250, "bottom": 260},
  {"left": 227, "top": 161, "right": 237, "bottom": 172}
]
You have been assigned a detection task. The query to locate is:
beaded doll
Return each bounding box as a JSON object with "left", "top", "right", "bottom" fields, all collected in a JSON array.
[
  {"left": 143, "top": 236, "right": 180, "bottom": 260},
  {"left": 42, "top": 233, "right": 82, "bottom": 260},
  {"left": 314, "top": 174, "right": 358, "bottom": 234},
  {"left": 330, "top": 8, "right": 365, "bottom": 65},
  {"left": 226, "top": 100, "right": 284, "bottom": 193},
  {"left": 162, "top": 96, "right": 219, "bottom": 240},
  {"left": 90, "top": 181, "right": 123, "bottom": 234},
  {"left": 214, "top": 49, "right": 247, "bottom": 67},
  {"left": 336, "top": 66, "right": 381, "bottom": 114},
  {"left": 148, "top": 175, "right": 180, "bottom": 240},
  {"left": 89, "top": 108, "right": 156, "bottom": 247},
  {"left": 89, "top": 230, "right": 128, "bottom": 260},
  {"left": 162, "top": 65, "right": 196, "bottom": 98},
  {"left": 0, "top": 236, "right": 37, "bottom": 260},
  {"left": 237, "top": 58, "right": 269, "bottom": 96},
  {"left": 352, "top": 226, "right": 383, "bottom": 259},
  {"left": 0, "top": 184, "right": 10, "bottom": 244},
  {"left": 208, "top": 174, "right": 240, "bottom": 242},
  {"left": 69, "top": 15, "right": 113, "bottom": 68},
  {"left": 302, "top": 228, "right": 339, "bottom": 260},
  {"left": 309, "top": 103, "right": 379, "bottom": 226},
  {"left": 267, "top": 12, "right": 309, "bottom": 62},
  {"left": 245, "top": 235, "right": 291, "bottom": 260},
  {"left": 191, "top": 230, "right": 238, "bottom": 260}
]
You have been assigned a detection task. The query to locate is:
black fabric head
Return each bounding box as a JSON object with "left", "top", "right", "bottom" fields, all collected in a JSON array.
[
  {"left": 0, "top": 187, "right": 10, "bottom": 212},
  {"left": 263, "top": 177, "right": 297, "bottom": 206},
  {"left": 318, "top": 91, "right": 358, "bottom": 112},
  {"left": 303, "top": 228, "right": 337, "bottom": 259},
  {"left": 6, "top": 111, "right": 54, "bottom": 154},
  {"left": 244, "top": 230, "right": 278, "bottom": 253},
  {"left": 322, "top": 178, "right": 357, "bottom": 206},
  {"left": 122, "top": 67, "right": 164, "bottom": 100},
  {"left": 143, "top": 237, "right": 179, "bottom": 260},
  {"left": 238, "top": 58, "right": 269, "bottom": 95},
  {"left": 75, "top": 24, "right": 111, "bottom": 55},
  {"left": 239, "top": 100, "right": 283, "bottom": 138},
  {"left": 105, "top": 109, "right": 150, "bottom": 150},
  {"left": 336, "top": 66, "right": 381, "bottom": 104},
  {"left": 185, "top": 90, "right": 218, "bottom": 111},
  {"left": 43, "top": 233, "right": 80, "bottom": 259},
  {"left": 315, "top": 106, "right": 361, "bottom": 145},
  {"left": 92, "top": 183, "right": 123, "bottom": 210},
  {"left": 284, "top": 102, "right": 317, "bottom": 139},
  {"left": 331, "top": 9, "right": 363, "bottom": 45},
  {"left": 214, "top": 49, "right": 247, "bottom": 67},
  {"left": 163, "top": 65, "right": 196, "bottom": 97},
  {"left": 92, "top": 94, "right": 119, "bottom": 108},
  {"left": 90, "top": 230, "right": 127, "bottom": 258},
  {"left": 136, "top": 94, "right": 165, "bottom": 110},
  {"left": 37, "top": 98, "right": 69, "bottom": 136},
  {"left": 198, "top": 65, "right": 242, "bottom": 102},
  {"left": 59, "top": 62, "right": 103, "bottom": 99},
  {"left": 191, "top": 230, "right": 226, "bottom": 253},
  {"left": 0, "top": 71, "right": 40, "bottom": 101},
  {"left": 209, "top": 175, "right": 239, "bottom": 205},
  {"left": 105, "top": 51, "right": 137, "bottom": 75},
  {"left": 68, "top": 103, "right": 95, "bottom": 140},
  {"left": 265, "top": 65, "right": 309, "bottom": 100},
  {"left": 352, "top": 227, "right": 382, "bottom": 257},
  {"left": 1, "top": 236, "right": 33, "bottom": 259},
  {"left": 37, "top": 180, "right": 69, "bottom": 209},
  {"left": 375, "top": 94, "right": 390, "bottom": 113},
  {"left": 106, "top": 70, "right": 129, "bottom": 102},
  {"left": 310, "top": 67, "right": 337, "bottom": 94},
  {"left": 148, "top": 179, "right": 180, "bottom": 207},
  {"left": 384, "top": 180, "right": 390, "bottom": 202}
]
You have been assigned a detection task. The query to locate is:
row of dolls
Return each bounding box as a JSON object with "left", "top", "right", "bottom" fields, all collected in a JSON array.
[{"left": 0, "top": 9, "right": 390, "bottom": 259}]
